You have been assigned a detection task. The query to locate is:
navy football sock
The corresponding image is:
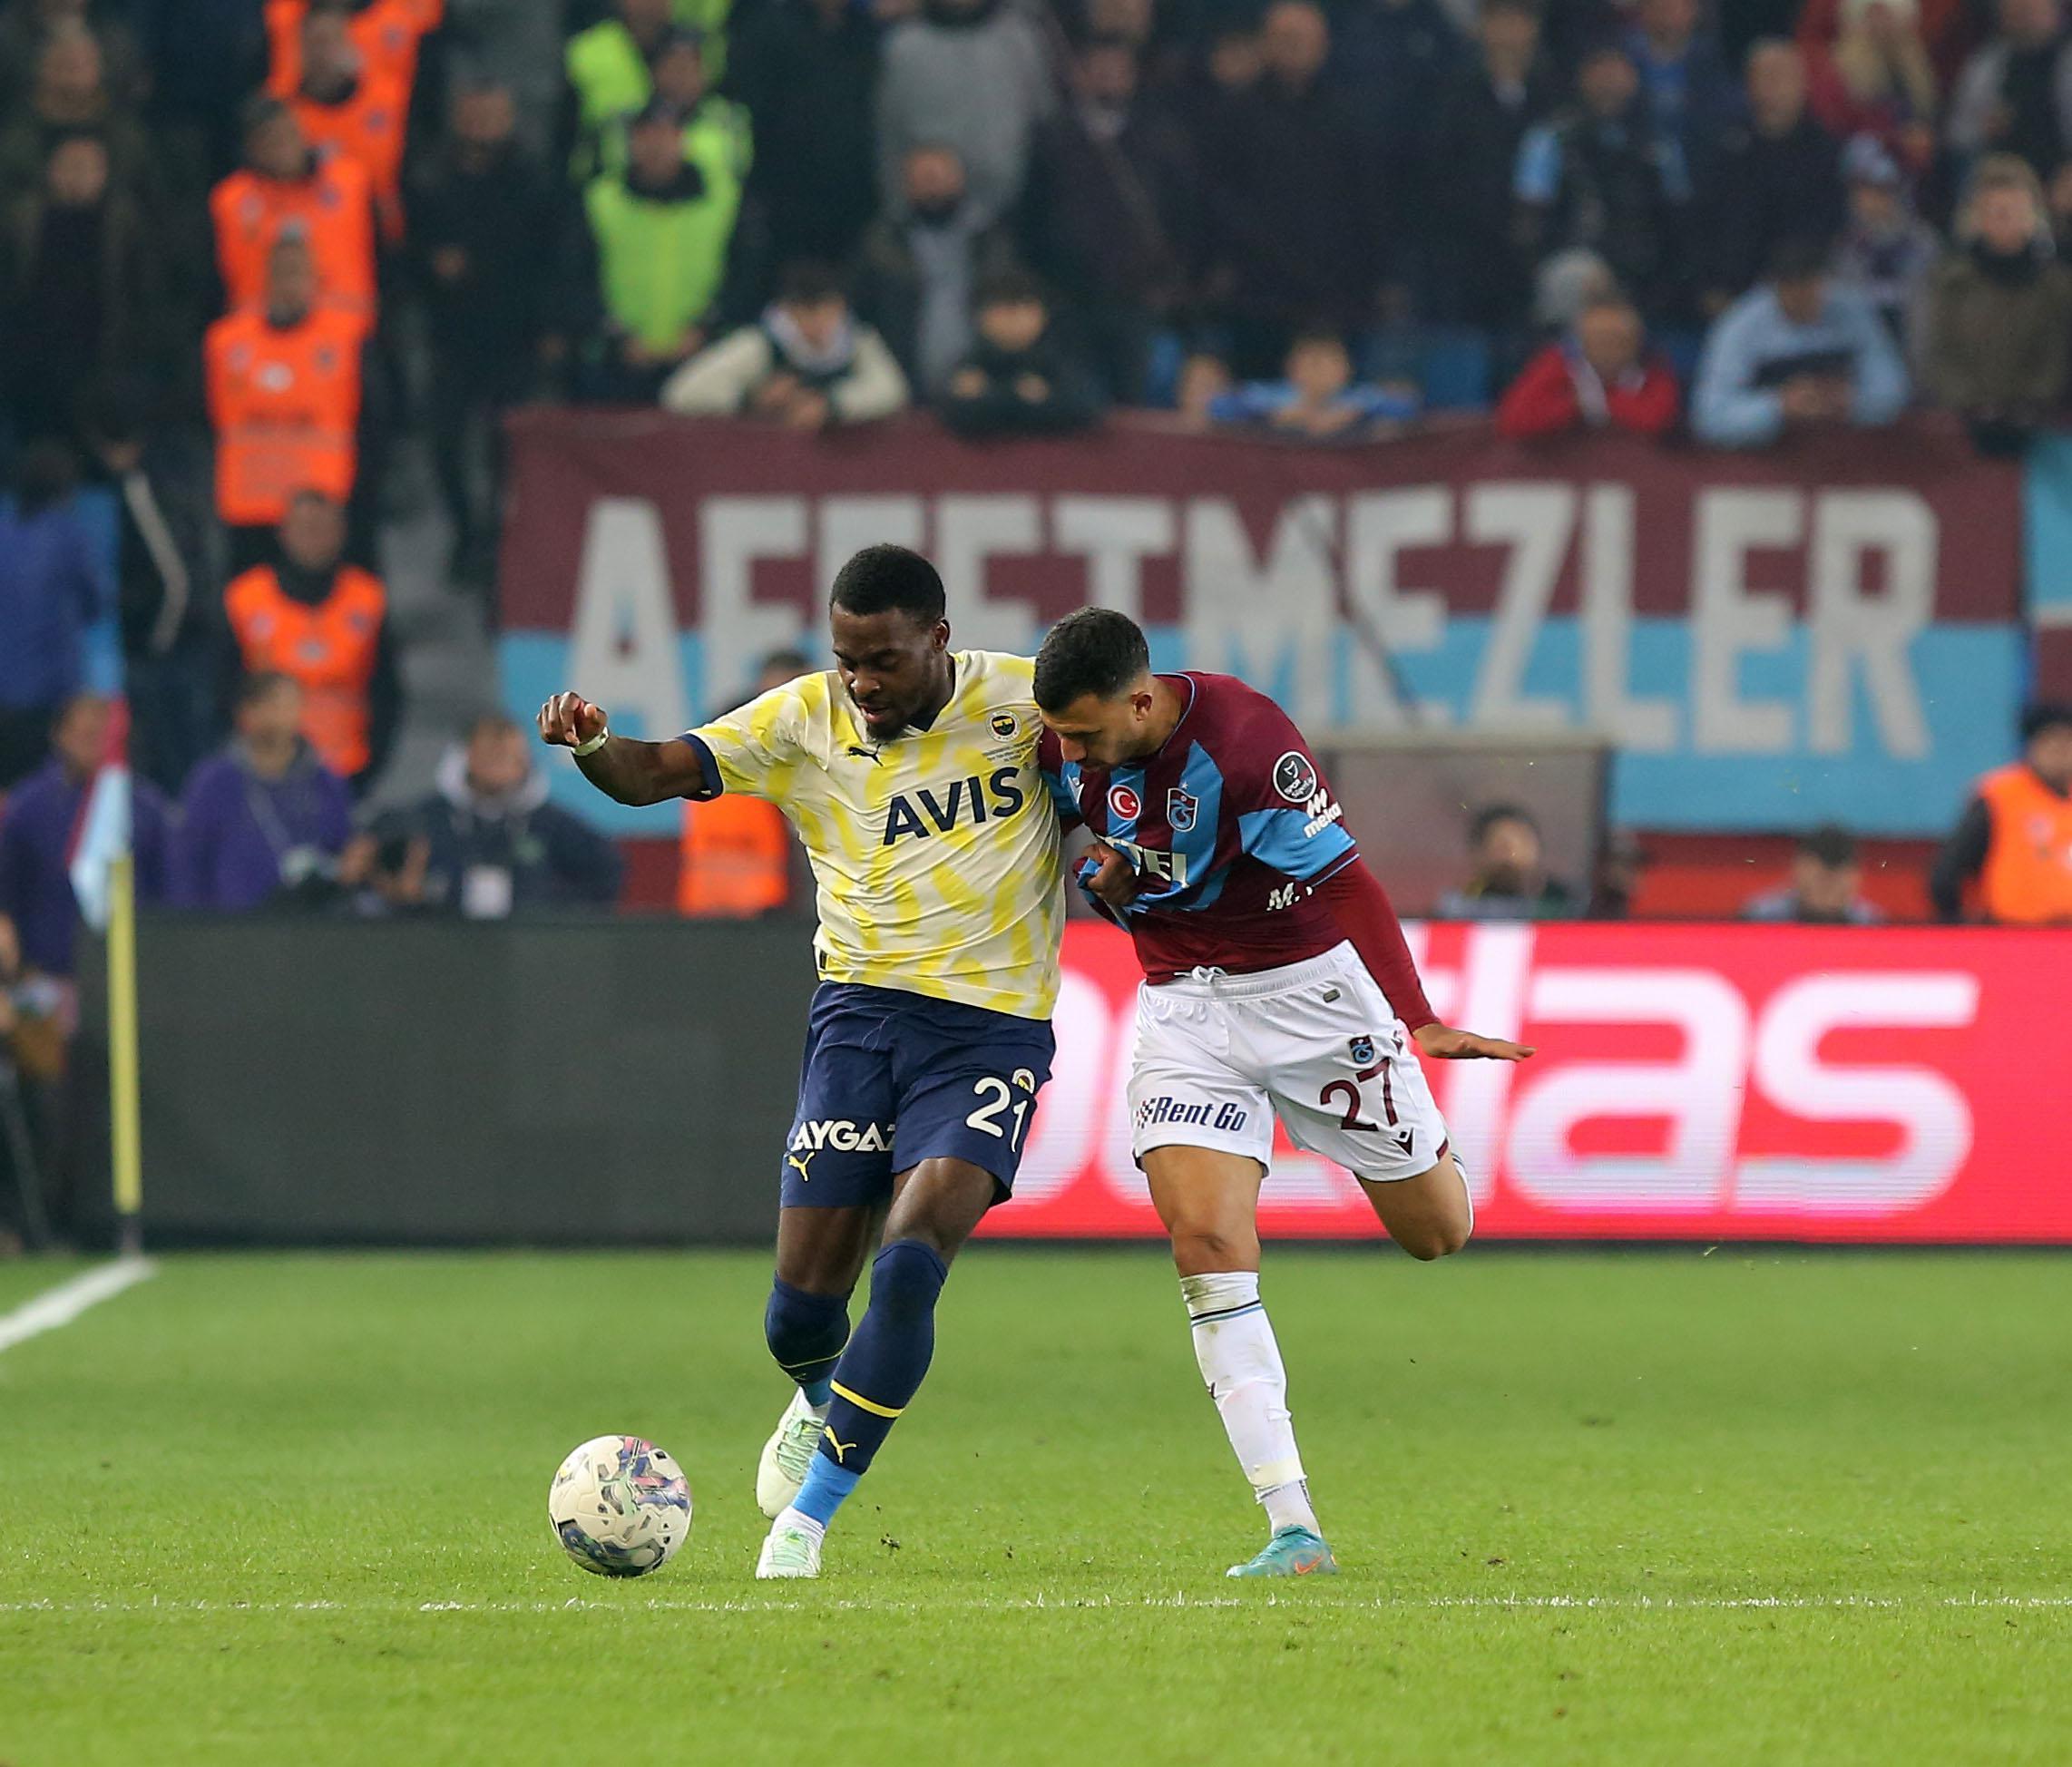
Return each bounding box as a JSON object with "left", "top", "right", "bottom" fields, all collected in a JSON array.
[
  {"left": 764, "top": 1276, "right": 849, "bottom": 1407},
  {"left": 808, "top": 1240, "right": 949, "bottom": 1510}
]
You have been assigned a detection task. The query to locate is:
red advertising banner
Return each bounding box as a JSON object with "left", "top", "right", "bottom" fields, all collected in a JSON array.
[{"left": 985, "top": 922, "right": 2072, "bottom": 1243}]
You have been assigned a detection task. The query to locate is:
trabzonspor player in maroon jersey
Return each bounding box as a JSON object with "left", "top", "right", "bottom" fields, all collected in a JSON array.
[{"left": 1034, "top": 608, "right": 1532, "bottom": 1579}]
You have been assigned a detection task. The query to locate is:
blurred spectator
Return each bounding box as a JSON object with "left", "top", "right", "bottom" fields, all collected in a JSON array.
[
  {"left": 1922, "top": 153, "right": 2072, "bottom": 453},
  {"left": 1174, "top": 347, "right": 1234, "bottom": 424},
  {"left": 1700, "top": 41, "right": 1846, "bottom": 312},
  {"left": 210, "top": 94, "right": 377, "bottom": 319},
  {"left": 204, "top": 234, "right": 369, "bottom": 567},
  {"left": 1625, "top": 0, "right": 1740, "bottom": 176},
  {"left": 591, "top": 29, "right": 750, "bottom": 181},
  {"left": 1531, "top": 244, "right": 1618, "bottom": 333},
  {"left": 875, "top": 0, "right": 1054, "bottom": 230},
  {"left": 1796, "top": 0, "right": 1974, "bottom": 89},
  {"left": 1206, "top": 328, "right": 1419, "bottom": 438},
  {"left": 1, "top": 130, "right": 171, "bottom": 444},
  {"left": 0, "top": 442, "right": 116, "bottom": 789},
  {"left": 0, "top": 695, "right": 169, "bottom": 984},
  {"left": 170, "top": 672, "right": 360, "bottom": 912},
  {"left": 78, "top": 384, "right": 220, "bottom": 798},
  {"left": 728, "top": 0, "right": 878, "bottom": 275},
  {"left": 661, "top": 259, "right": 907, "bottom": 425},
  {"left": 1831, "top": 133, "right": 1939, "bottom": 343},
  {"left": 367, "top": 714, "right": 622, "bottom": 917},
  {"left": 0, "top": 0, "right": 149, "bottom": 112},
  {"left": 1495, "top": 293, "right": 1681, "bottom": 437},
  {"left": 1022, "top": 34, "right": 1199, "bottom": 403},
  {"left": 679, "top": 647, "right": 803, "bottom": 917},
  {"left": 1804, "top": 0, "right": 1940, "bottom": 182},
  {"left": 0, "top": 22, "right": 151, "bottom": 202},
  {"left": 564, "top": 0, "right": 679, "bottom": 179},
  {"left": 285, "top": 0, "right": 412, "bottom": 243},
  {"left": 578, "top": 98, "right": 742, "bottom": 400},
  {"left": 265, "top": 0, "right": 440, "bottom": 104},
  {"left": 1433, "top": 802, "right": 1578, "bottom": 919},
  {"left": 1328, "top": 0, "right": 1461, "bottom": 278},
  {"left": 1947, "top": 0, "right": 2072, "bottom": 197},
  {"left": 940, "top": 269, "right": 1106, "bottom": 437},
  {"left": 222, "top": 490, "right": 399, "bottom": 794},
  {"left": 1744, "top": 824, "right": 1883, "bottom": 922},
  {"left": 1930, "top": 702, "right": 2072, "bottom": 923},
  {"left": 856, "top": 144, "right": 1022, "bottom": 395},
  {"left": 1427, "top": 0, "right": 1558, "bottom": 334},
  {"left": 1197, "top": 0, "right": 1379, "bottom": 374},
  {"left": 1515, "top": 40, "right": 1687, "bottom": 324},
  {"left": 408, "top": 82, "right": 565, "bottom": 585},
  {"left": 1586, "top": 827, "right": 1646, "bottom": 918},
  {"left": 1690, "top": 237, "right": 1909, "bottom": 446}
]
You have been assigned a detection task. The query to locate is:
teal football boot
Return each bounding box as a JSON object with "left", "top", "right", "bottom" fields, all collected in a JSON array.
[{"left": 1226, "top": 1526, "right": 1340, "bottom": 1579}]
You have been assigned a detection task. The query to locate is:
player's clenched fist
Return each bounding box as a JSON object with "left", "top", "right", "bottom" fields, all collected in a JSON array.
[{"left": 538, "top": 691, "right": 606, "bottom": 749}]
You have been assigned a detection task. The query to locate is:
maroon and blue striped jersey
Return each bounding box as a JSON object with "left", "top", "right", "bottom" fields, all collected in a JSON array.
[{"left": 1039, "top": 673, "right": 1361, "bottom": 980}]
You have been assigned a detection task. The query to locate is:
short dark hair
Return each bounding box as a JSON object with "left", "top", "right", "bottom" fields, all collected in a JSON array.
[
  {"left": 2021, "top": 701, "right": 2072, "bottom": 743},
  {"left": 1795, "top": 822, "right": 1857, "bottom": 866},
  {"left": 1033, "top": 608, "right": 1150, "bottom": 711},
  {"left": 976, "top": 268, "right": 1045, "bottom": 311},
  {"left": 1469, "top": 802, "right": 1537, "bottom": 845},
  {"left": 759, "top": 647, "right": 812, "bottom": 676},
  {"left": 1767, "top": 236, "right": 1833, "bottom": 284},
  {"left": 829, "top": 544, "right": 946, "bottom": 626},
  {"left": 777, "top": 260, "right": 845, "bottom": 306},
  {"left": 236, "top": 669, "right": 298, "bottom": 711}
]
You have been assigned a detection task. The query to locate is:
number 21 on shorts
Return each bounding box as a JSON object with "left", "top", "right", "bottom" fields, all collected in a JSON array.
[{"left": 966, "top": 1071, "right": 1036, "bottom": 1150}]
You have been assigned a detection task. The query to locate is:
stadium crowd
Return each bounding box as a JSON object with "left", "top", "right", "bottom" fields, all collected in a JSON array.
[{"left": 3, "top": 0, "right": 2071, "bottom": 950}]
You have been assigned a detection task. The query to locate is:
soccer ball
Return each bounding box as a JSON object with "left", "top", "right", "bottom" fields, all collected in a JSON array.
[{"left": 549, "top": 1435, "right": 692, "bottom": 1577}]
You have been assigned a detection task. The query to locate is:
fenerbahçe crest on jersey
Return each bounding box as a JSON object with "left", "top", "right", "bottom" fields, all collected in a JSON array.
[{"left": 683, "top": 651, "right": 1067, "bottom": 1019}]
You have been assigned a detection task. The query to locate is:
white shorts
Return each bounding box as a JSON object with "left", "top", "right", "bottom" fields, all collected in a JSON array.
[{"left": 1128, "top": 941, "right": 1449, "bottom": 1184}]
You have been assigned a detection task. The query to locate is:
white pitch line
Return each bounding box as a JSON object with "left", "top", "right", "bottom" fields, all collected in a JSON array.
[
  {"left": 3, "top": 1595, "right": 2068, "bottom": 1616},
  {"left": 0, "top": 1257, "right": 155, "bottom": 1356}
]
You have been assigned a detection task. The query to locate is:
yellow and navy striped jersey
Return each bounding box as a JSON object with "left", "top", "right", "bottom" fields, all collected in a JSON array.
[{"left": 684, "top": 651, "right": 1066, "bottom": 1019}]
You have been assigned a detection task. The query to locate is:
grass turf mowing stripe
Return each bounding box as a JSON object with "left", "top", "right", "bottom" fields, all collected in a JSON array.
[{"left": 0, "top": 1254, "right": 154, "bottom": 1354}]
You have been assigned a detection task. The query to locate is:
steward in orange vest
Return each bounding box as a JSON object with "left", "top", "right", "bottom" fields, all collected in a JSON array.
[
  {"left": 1930, "top": 704, "right": 2072, "bottom": 923},
  {"left": 678, "top": 794, "right": 791, "bottom": 916},
  {"left": 210, "top": 94, "right": 376, "bottom": 317},
  {"left": 288, "top": 1, "right": 412, "bottom": 242},
  {"left": 267, "top": 0, "right": 442, "bottom": 104},
  {"left": 223, "top": 491, "right": 399, "bottom": 788},
  {"left": 205, "top": 235, "right": 367, "bottom": 532}
]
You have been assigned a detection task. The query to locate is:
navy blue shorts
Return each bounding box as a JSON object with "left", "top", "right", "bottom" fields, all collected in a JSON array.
[{"left": 779, "top": 983, "right": 1056, "bottom": 1210}]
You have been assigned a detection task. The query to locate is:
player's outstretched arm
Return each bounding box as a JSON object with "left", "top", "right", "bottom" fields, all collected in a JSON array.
[
  {"left": 536, "top": 691, "right": 708, "bottom": 807},
  {"left": 1315, "top": 860, "right": 1535, "bottom": 1060}
]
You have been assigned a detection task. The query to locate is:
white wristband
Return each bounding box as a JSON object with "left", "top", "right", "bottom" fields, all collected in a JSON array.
[{"left": 571, "top": 727, "right": 611, "bottom": 757}]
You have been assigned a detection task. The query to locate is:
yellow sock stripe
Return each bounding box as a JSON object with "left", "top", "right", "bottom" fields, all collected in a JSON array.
[{"left": 829, "top": 1380, "right": 904, "bottom": 1420}]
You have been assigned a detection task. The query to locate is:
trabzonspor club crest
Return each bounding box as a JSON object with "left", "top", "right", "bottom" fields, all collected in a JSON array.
[{"left": 1168, "top": 787, "right": 1198, "bottom": 832}]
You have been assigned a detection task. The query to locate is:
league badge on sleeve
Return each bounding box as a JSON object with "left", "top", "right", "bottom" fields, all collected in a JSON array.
[
  {"left": 1273, "top": 751, "right": 1320, "bottom": 803},
  {"left": 1168, "top": 786, "right": 1198, "bottom": 833}
]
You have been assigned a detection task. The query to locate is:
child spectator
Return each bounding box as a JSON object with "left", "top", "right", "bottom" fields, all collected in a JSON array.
[
  {"left": 1495, "top": 293, "right": 1681, "bottom": 437},
  {"left": 939, "top": 271, "right": 1106, "bottom": 438},
  {"left": 1744, "top": 824, "right": 1883, "bottom": 922},
  {"left": 1831, "top": 133, "right": 1939, "bottom": 344},
  {"left": 1207, "top": 328, "right": 1419, "bottom": 440},
  {"left": 661, "top": 260, "right": 908, "bottom": 427}
]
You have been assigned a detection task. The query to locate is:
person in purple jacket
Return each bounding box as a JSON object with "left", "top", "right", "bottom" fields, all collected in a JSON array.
[
  {"left": 171, "top": 673, "right": 360, "bottom": 913},
  {"left": 0, "top": 696, "right": 171, "bottom": 990}
]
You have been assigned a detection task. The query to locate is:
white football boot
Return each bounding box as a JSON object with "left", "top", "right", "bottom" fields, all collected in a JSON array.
[
  {"left": 757, "top": 1388, "right": 827, "bottom": 1519},
  {"left": 755, "top": 1515, "right": 824, "bottom": 1579}
]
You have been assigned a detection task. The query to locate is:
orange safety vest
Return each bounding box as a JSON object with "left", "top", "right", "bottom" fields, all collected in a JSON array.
[
  {"left": 205, "top": 304, "right": 367, "bottom": 526},
  {"left": 289, "top": 74, "right": 410, "bottom": 244},
  {"left": 224, "top": 564, "right": 387, "bottom": 777},
  {"left": 1977, "top": 763, "right": 2072, "bottom": 924},
  {"left": 678, "top": 796, "right": 791, "bottom": 918},
  {"left": 266, "top": 0, "right": 443, "bottom": 101},
  {"left": 210, "top": 151, "right": 377, "bottom": 317}
]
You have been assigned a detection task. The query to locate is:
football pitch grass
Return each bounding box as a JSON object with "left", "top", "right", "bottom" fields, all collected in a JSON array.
[{"left": 2, "top": 1248, "right": 2067, "bottom": 1765}]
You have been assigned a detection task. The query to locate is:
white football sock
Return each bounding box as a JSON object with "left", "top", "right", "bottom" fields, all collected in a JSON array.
[
  {"left": 774, "top": 1506, "right": 826, "bottom": 1541},
  {"left": 1179, "top": 1272, "right": 1320, "bottom": 1538}
]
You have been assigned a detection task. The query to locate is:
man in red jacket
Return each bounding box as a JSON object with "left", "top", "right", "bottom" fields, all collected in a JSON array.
[{"left": 1495, "top": 295, "right": 1681, "bottom": 439}]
